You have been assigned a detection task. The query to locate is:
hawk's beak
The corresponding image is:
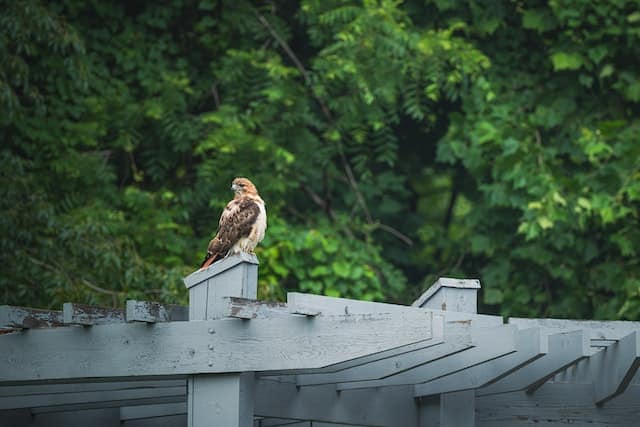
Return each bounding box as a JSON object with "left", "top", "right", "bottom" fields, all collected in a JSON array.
[{"left": 231, "top": 184, "right": 239, "bottom": 192}]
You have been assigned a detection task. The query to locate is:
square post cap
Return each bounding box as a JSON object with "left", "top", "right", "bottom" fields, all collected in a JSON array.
[{"left": 183, "top": 252, "right": 259, "bottom": 289}]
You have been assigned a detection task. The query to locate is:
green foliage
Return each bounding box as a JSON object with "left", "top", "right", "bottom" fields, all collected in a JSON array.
[{"left": 1, "top": 0, "right": 639, "bottom": 321}]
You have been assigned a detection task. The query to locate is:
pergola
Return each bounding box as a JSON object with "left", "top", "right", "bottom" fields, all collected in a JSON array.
[{"left": 1, "top": 253, "right": 639, "bottom": 426}]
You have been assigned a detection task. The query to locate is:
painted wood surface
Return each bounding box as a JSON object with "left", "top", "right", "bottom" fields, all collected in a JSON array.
[
  {"left": 120, "top": 402, "right": 186, "bottom": 420},
  {"left": 295, "top": 337, "right": 470, "bottom": 386},
  {"left": 125, "top": 300, "right": 188, "bottom": 323},
  {"left": 255, "top": 378, "right": 419, "bottom": 427},
  {"left": 509, "top": 317, "right": 640, "bottom": 340},
  {"left": 286, "top": 292, "right": 501, "bottom": 327},
  {"left": 183, "top": 252, "right": 259, "bottom": 289},
  {"left": 590, "top": 331, "right": 639, "bottom": 405},
  {"left": 412, "top": 277, "right": 481, "bottom": 313},
  {"left": 188, "top": 373, "right": 254, "bottom": 427},
  {"left": 13, "top": 408, "right": 120, "bottom": 427},
  {"left": 336, "top": 325, "right": 516, "bottom": 391},
  {"left": 0, "top": 311, "right": 431, "bottom": 383},
  {"left": 222, "top": 297, "right": 290, "bottom": 319},
  {"left": 414, "top": 328, "right": 544, "bottom": 397},
  {"left": 441, "top": 390, "right": 475, "bottom": 427},
  {"left": 0, "top": 383, "right": 185, "bottom": 410},
  {"left": 478, "top": 330, "right": 588, "bottom": 396},
  {"left": 62, "top": 303, "right": 125, "bottom": 326},
  {"left": 0, "top": 306, "right": 64, "bottom": 329},
  {"left": 477, "top": 383, "right": 640, "bottom": 426}
]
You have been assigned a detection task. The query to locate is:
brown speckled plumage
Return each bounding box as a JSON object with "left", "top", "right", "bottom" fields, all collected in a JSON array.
[{"left": 200, "top": 178, "right": 266, "bottom": 269}]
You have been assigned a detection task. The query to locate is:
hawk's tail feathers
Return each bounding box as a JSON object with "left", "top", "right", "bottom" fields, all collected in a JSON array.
[{"left": 200, "top": 251, "right": 220, "bottom": 270}]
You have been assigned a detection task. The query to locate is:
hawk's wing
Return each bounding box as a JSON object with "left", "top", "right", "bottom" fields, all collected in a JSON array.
[{"left": 200, "top": 197, "right": 261, "bottom": 268}]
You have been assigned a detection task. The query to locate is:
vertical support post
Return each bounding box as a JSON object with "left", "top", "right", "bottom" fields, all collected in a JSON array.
[
  {"left": 414, "top": 278, "right": 480, "bottom": 426},
  {"left": 412, "top": 277, "right": 481, "bottom": 313},
  {"left": 184, "top": 253, "right": 259, "bottom": 427},
  {"left": 440, "top": 390, "right": 475, "bottom": 427}
]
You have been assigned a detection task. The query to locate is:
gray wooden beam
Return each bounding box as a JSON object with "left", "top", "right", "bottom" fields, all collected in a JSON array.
[
  {"left": 295, "top": 337, "right": 470, "bottom": 386},
  {"left": 124, "top": 414, "right": 187, "bottom": 427},
  {"left": 118, "top": 377, "right": 418, "bottom": 426},
  {"left": 125, "top": 300, "right": 188, "bottom": 323},
  {"left": 478, "top": 330, "right": 589, "bottom": 396},
  {"left": 286, "top": 292, "right": 502, "bottom": 326},
  {"left": 0, "top": 379, "right": 184, "bottom": 397},
  {"left": 0, "top": 382, "right": 185, "bottom": 410},
  {"left": 62, "top": 303, "right": 125, "bottom": 326},
  {"left": 591, "top": 331, "right": 640, "bottom": 405},
  {"left": 261, "top": 332, "right": 445, "bottom": 377},
  {"left": 255, "top": 378, "right": 418, "bottom": 426},
  {"left": 121, "top": 402, "right": 187, "bottom": 420},
  {"left": 413, "top": 328, "right": 544, "bottom": 397},
  {"left": 476, "top": 383, "right": 640, "bottom": 426},
  {"left": 0, "top": 305, "right": 64, "bottom": 329},
  {"left": 262, "top": 312, "right": 448, "bottom": 377},
  {"left": 29, "top": 394, "right": 185, "bottom": 415},
  {"left": 509, "top": 317, "right": 640, "bottom": 341},
  {"left": 222, "top": 297, "right": 290, "bottom": 319},
  {"left": 0, "top": 310, "right": 432, "bottom": 383},
  {"left": 336, "top": 325, "right": 516, "bottom": 391},
  {"left": 29, "top": 408, "right": 120, "bottom": 427}
]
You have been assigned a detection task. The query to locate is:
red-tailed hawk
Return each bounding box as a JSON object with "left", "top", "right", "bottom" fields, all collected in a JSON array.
[{"left": 200, "top": 177, "right": 267, "bottom": 269}]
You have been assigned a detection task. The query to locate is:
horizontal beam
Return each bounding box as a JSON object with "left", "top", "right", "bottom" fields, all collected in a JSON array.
[
  {"left": 125, "top": 301, "right": 188, "bottom": 323},
  {"left": 286, "top": 293, "right": 503, "bottom": 326},
  {"left": 336, "top": 325, "right": 517, "bottom": 391},
  {"left": 0, "top": 379, "right": 185, "bottom": 398},
  {"left": 0, "top": 305, "right": 64, "bottom": 329},
  {"left": 478, "top": 330, "right": 588, "bottom": 396},
  {"left": 222, "top": 297, "right": 290, "bottom": 319},
  {"left": 0, "top": 380, "right": 185, "bottom": 410},
  {"left": 414, "top": 327, "right": 544, "bottom": 397},
  {"left": 26, "top": 375, "right": 423, "bottom": 425},
  {"left": 477, "top": 382, "right": 640, "bottom": 425},
  {"left": 0, "top": 311, "right": 432, "bottom": 383},
  {"left": 509, "top": 317, "right": 640, "bottom": 341},
  {"left": 591, "top": 331, "right": 640, "bottom": 405},
  {"left": 260, "top": 312, "right": 444, "bottom": 377},
  {"left": 4, "top": 386, "right": 185, "bottom": 412},
  {"left": 63, "top": 303, "right": 125, "bottom": 326},
  {"left": 120, "top": 402, "right": 186, "bottom": 420},
  {"left": 255, "top": 378, "right": 418, "bottom": 427},
  {"left": 295, "top": 337, "right": 470, "bottom": 386}
]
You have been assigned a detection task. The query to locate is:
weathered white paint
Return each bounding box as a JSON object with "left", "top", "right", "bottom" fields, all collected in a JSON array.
[
  {"left": 0, "top": 311, "right": 432, "bottom": 383},
  {"left": 189, "top": 373, "right": 254, "bottom": 427},
  {"left": 337, "top": 325, "right": 517, "bottom": 391},
  {"left": 414, "top": 328, "right": 544, "bottom": 397},
  {"left": 478, "top": 330, "right": 589, "bottom": 396},
  {"left": 412, "top": 278, "right": 481, "bottom": 313},
  {"left": 125, "top": 300, "right": 188, "bottom": 323},
  {"left": 0, "top": 305, "right": 64, "bottom": 329},
  {"left": 62, "top": 303, "right": 125, "bottom": 326}
]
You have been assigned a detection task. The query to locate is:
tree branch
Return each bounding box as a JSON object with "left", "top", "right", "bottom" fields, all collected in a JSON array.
[
  {"left": 211, "top": 83, "right": 221, "bottom": 109},
  {"left": 373, "top": 223, "right": 414, "bottom": 246},
  {"left": 255, "top": 11, "right": 374, "bottom": 225}
]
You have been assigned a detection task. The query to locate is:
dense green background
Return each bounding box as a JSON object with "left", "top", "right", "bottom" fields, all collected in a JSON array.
[{"left": 1, "top": 0, "right": 639, "bottom": 319}]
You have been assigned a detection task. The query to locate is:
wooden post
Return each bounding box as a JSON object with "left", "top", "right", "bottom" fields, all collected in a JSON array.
[
  {"left": 412, "top": 277, "right": 481, "bottom": 313},
  {"left": 184, "top": 253, "right": 259, "bottom": 427},
  {"left": 414, "top": 277, "right": 480, "bottom": 426},
  {"left": 440, "top": 390, "right": 475, "bottom": 427}
]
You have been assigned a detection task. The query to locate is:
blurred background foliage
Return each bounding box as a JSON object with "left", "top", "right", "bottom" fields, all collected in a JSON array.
[{"left": 1, "top": 0, "right": 638, "bottom": 319}]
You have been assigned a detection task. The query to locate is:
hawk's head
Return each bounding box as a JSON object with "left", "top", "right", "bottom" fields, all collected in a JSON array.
[{"left": 231, "top": 177, "right": 258, "bottom": 197}]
